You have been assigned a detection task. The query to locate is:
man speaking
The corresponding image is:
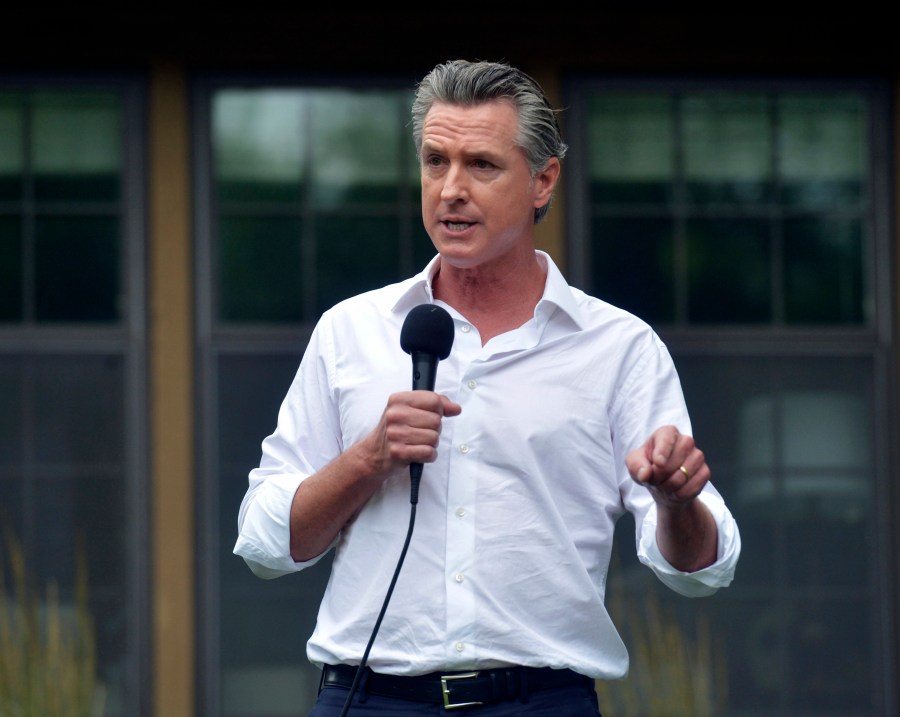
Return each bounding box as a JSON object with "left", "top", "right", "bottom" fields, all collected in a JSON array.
[{"left": 234, "top": 59, "right": 741, "bottom": 716}]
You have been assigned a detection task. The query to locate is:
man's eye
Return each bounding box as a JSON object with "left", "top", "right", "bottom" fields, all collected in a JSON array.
[
  {"left": 474, "top": 159, "right": 493, "bottom": 170},
  {"left": 426, "top": 156, "right": 443, "bottom": 167}
]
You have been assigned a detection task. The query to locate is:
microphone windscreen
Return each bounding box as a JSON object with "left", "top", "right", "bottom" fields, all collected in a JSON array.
[{"left": 400, "top": 304, "right": 455, "bottom": 360}]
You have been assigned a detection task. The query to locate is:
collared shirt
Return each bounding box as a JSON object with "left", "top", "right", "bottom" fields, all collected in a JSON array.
[{"left": 234, "top": 251, "right": 741, "bottom": 680}]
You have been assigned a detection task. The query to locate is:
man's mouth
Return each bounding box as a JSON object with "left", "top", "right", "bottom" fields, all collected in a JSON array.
[{"left": 444, "top": 221, "right": 473, "bottom": 231}]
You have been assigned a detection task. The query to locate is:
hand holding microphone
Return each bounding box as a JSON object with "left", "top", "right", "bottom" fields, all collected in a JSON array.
[
  {"left": 399, "top": 304, "right": 457, "bottom": 503},
  {"left": 336, "top": 305, "right": 456, "bottom": 716}
]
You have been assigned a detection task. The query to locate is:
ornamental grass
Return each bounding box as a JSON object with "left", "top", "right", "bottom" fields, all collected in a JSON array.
[
  {"left": 0, "top": 528, "right": 104, "bottom": 717},
  {"left": 595, "top": 570, "right": 728, "bottom": 716}
]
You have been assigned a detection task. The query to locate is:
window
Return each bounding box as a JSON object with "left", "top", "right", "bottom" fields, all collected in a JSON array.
[
  {"left": 0, "top": 83, "right": 148, "bottom": 715},
  {"left": 195, "top": 81, "right": 428, "bottom": 716},
  {"left": 567, "top": 80, "right": 893, "bottom": 715}
]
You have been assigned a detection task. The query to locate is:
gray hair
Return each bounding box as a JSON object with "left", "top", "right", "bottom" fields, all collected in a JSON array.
[{"left": 411, "top": 59, "right": 568, "bottom": 224}]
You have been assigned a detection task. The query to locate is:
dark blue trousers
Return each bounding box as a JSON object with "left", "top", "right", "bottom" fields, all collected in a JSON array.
[{"left": 307, "top": 683, "right": 602, "bottom": 716}]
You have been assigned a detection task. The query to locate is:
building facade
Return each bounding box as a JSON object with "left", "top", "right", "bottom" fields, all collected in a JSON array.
[{"left": 1, "top": 11, "right": 897, "bottom": 717}]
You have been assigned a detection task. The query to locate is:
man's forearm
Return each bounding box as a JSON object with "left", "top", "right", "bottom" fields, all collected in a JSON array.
[
  {"left": 655, "top": 498, "right": 718, "bottom": 572},
  {"left": 289, "top": 443, "right": 386, "bottom": 562}
]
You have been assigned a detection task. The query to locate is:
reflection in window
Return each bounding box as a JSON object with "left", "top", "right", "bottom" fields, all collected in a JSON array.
[
  {"left": 0, "top": 83, "right": 139, "bottom": 715},
  {"left": 587, "top": 94, "right": 673, "bottom": 205},
  {"left": 683, "top": 94, "right": 772, "bottom": 206},
  {"left": 577, "top": 81, "right": 890, "bottom": 716},
  {"left": 584, "top": 89, "right": 871, "bottom": 327},
  {"left": 780, "top": 95, "right": 866, "bottom": 209},
  {"left": 0, "top": 90, "right": 123, "bottom": 324},
  {"left": 212, "top": 88, "right": 427, "bottom": 324},
  {"left": 203, "top": 82, "right": 430, "bottom": 716},
  {"left": 32, "top": 91, "right": 121, "bottom": 201}
]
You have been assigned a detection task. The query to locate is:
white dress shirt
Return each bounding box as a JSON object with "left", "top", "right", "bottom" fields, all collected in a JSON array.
[{"left": 234, "top": 251, "right": 741, "bottom": 680}]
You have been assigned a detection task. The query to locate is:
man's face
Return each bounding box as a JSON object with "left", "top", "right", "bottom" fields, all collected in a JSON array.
[{"left": 419, "top": 100, "right": 558, "bottom": 271}]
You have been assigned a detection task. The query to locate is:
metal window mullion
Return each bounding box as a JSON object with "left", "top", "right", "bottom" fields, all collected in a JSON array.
[
  {"left": 770, "top": 93, "right": 786, "bottom": 327},
  {"left": 300, "top": 94, "right": 317, "bottom": 322},
  {"left": 769, "top": 370, "right": 796, "bottom": 713},
  {"left": 671, "top": 92, "right": 689, "bottom": 326},
  {"left": 18, "top": 92, "right": 37, "bottom": 562},
  {"left": 398, "top": 92, "right": 416, "bottom": 278},
  {"left": 193, "top": 79, "right": 221, "bottom": 717},
  {"left": 22, "top": 90, "right": 35, "bottom": 324},
  {"left": 122, "top": 79, "right": 151, "bottom": 717}
]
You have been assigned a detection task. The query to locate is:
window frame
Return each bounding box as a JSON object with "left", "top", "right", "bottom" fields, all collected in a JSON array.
[
  {"left": 192, "top": 71, "right": 425, "bottom": 717},
  {"left": 0, "top": 73, "right": 151, "bottom": 716},
  {"left": 565, "top": 74, "right": 898, "bottom": 715}
]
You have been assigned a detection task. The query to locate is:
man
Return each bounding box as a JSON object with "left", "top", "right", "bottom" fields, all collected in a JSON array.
[{"left": 235, "top": 59, "right": 741, "bottom": 716}]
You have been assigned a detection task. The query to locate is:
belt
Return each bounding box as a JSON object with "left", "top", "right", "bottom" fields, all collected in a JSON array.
[{"left": 321, "top": 663, "right": 592, "bottom": 710}]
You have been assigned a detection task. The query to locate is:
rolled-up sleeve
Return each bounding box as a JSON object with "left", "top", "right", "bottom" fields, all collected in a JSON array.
[
  {"left": 233, "top": 317, "right": 342, "bottom": 579},
  {"left": 637, "top": 491, "right": 742, "bottom": 597}
]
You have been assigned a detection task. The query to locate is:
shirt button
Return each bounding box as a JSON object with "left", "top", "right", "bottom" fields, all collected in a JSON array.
[
  {"left": 460, "top": 324, "right": 471, "bottom": 333},
  {"left": 455, "top": 507, "right": 466, "bottom": 518},
  {"left": 455, "top": 642, "right": 465, "bottom": 652},
  {"left": 454, "top": 573, "right": 464, "bottom": 583},
  {"left": 459, "top": 443, "right": 470, "bottom": 454},
  {"left": 467, "top": 379, "right": 477, "bottom": 389}
]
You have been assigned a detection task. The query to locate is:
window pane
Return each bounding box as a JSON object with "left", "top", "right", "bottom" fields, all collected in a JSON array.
[
  {"left": 687, "top": 217, "right": 771, "bottom": 323},
  {"left": 582, "top": 88, "right": 871, "bottom": 328},
  {"left": 0, "top": 91, "right": 23, "bottom": 200},
  {"left": 592, "top": 216, "right": 674, "bottom": 323},
  {"left": 675, "top": 355, "right": 878, "bottom": 711},
  {"left": 788, "top": 598, "right": 871, "bottom": 710},
  {"left": 32, "top": 354, "right": 125, "bottom": 464},
  {"left": 0, "top": 216, "right": 22, "bottom": 320},
  {"left": 683, "top": 93, "right": 772, "bottom": 205},
  {"left": 784, "top": 216, "right": 863, "bottom": 324},
  {"left": 211, "top": 87, "right": 417, "bottom": 327},
  {"left": 310, "top": 92, "right": 403, "bottom": 207},
  {"left": 412, "top": 222, "right": 435, "bottom": 270},
  {"left": 780, "top": 94, "right": 866, "bottom": 209},
  {"left": 219, "top": 216, "right": 304, "bottom": 323},
  {"left": 0, "top": 353, "right": 130, "bottom": 713},
  {"left": 217, "top": 354, "right": 331, "bottom": 716},
  {"left": 214, "top": 92, "right": 306, "bottom": 203},
  {"left": 0, "top": 81, "right": 140, "bottom": 716},
  {"left": 35, "top": 216, "right": 120, "bottom": 322},
  {"left": 315, "top": 215, "right": 402, "bottom": 313},
  {"left": 587, "top": 94, "right": 673, "bottom": 204},
  {"left": 0, "top": 360, "right": 23, "bottom": 462},
  {"left": 408, "top": 140, "right": 423, "bottom": 207},
  {"left": 32, "top": 91, "right": 121, "bottom": 201},
  {"left": 578, "top": 80, "right": 888, "bottom": 716}
]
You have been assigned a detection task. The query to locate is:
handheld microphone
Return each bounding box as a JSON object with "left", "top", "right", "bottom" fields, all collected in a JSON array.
[
  {"left": 336, "top": 304, "right": 455, "bottom": 717},
  {"left": 400, "top": 303, "right": 455, "bottom": 503}
]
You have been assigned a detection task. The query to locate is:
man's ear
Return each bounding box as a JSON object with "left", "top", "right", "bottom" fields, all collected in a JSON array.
[{"left": 533, "top": 156, "right": 561, "bottom": 210}]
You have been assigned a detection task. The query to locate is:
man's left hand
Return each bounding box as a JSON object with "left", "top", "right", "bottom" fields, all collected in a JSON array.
[{"left": 625, "top": 425, "right": 709, "bottom": 508}]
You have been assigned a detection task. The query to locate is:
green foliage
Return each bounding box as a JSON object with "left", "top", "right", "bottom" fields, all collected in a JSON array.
[{"left": 0, "top": 530, "right": 104, "bottom": 717}]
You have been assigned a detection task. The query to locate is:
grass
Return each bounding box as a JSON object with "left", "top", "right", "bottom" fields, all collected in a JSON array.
[
  {"left": 0, "top": 529, "right": 104, "bottom": 717},
  {"left": 595, "top": 575, "right": 728, "bottom": 717}
]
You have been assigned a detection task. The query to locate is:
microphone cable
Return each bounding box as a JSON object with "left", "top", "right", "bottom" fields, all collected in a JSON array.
[
  {"left": 338, "top": 304, "right": 452, "bottom": 715},
  {"left": 337, "top": 488, "right": 419, "bottom": 717}
]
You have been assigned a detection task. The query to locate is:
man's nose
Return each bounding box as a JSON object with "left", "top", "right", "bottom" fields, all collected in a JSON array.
[{"left": 440, "top": 164, "right": 468, "bottom": 203}]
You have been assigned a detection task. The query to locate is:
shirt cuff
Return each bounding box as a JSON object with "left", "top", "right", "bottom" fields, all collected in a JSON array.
[
  {"left": 637, "top": 491, "right": 742, "bottom": 597},
  {"left": 233, "top": 473, "right": 330, "bottom": 579}
]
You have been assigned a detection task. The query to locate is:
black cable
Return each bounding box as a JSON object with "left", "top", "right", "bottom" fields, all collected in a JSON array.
[{"left": 337, "top": 499, "right": 418, "bottom": 716}]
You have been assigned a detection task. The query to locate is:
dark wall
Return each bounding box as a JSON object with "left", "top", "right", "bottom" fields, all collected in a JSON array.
[{"left": 4, "top": 10, "right": 898, "bottom": 79}]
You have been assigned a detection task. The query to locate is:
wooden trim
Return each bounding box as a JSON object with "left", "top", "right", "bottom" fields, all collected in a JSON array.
[
  {"left": 149, "top": 61, "right": 195, "bottom": 717},
  {"left": 532, "top": 66, "right": 566, "bottom": 271}
]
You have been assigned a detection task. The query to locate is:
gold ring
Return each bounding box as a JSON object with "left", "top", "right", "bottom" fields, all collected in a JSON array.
[{"left": 679, "top": 465, "right": 691, "bottom": 481}]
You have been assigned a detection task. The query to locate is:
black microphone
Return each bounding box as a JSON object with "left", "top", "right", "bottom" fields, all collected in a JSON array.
[{"left": 400, "top": 303, "right": 455, "bottom": 503}]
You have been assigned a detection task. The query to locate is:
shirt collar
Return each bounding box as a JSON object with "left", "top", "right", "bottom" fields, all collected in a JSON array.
[
  {"left": 389, "top": 254, "right": 441, "bottom": 316},
  {"left": 390, "top": 250, "right": 586, "bottom": 332}
]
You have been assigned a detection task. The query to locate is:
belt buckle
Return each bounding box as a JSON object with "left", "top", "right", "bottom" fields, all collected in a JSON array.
[{"left": 441, "top": 671, "right": 482, "bottom": 710}]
